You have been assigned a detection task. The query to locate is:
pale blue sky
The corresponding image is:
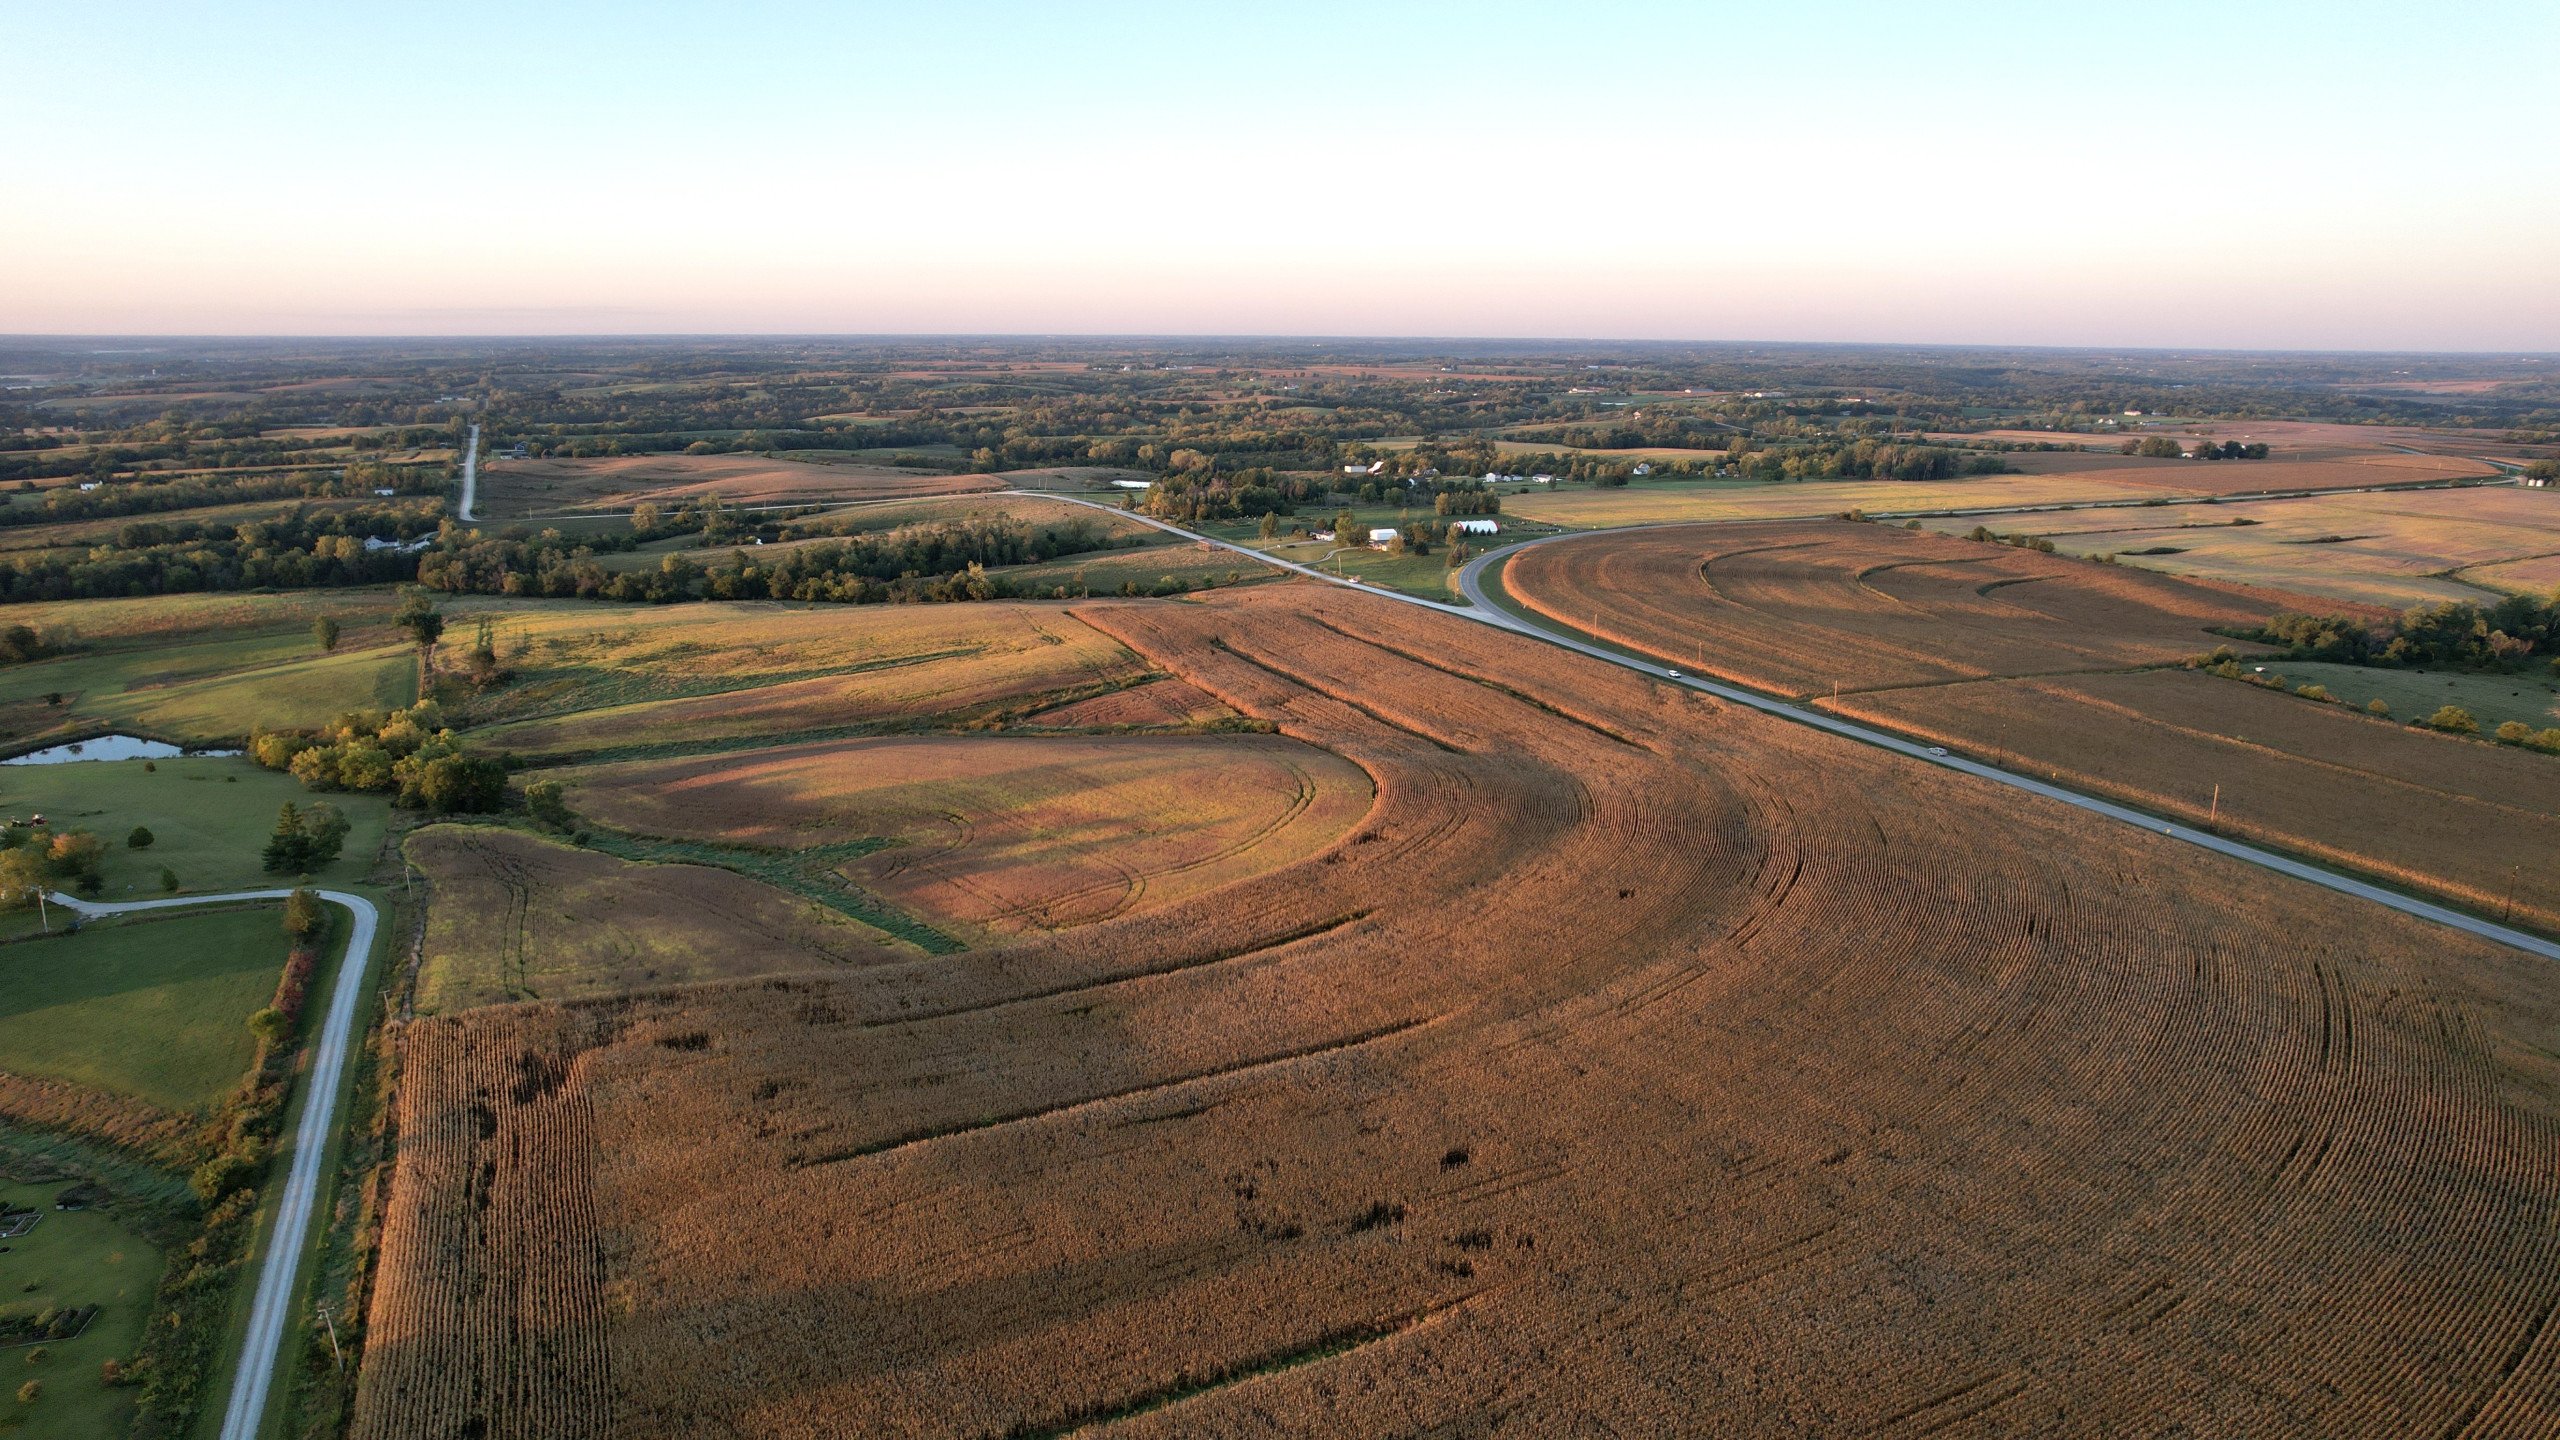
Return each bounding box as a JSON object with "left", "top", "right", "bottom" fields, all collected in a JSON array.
[{"left": 5, "top": 1, "right": 2554, "bottom": 346}]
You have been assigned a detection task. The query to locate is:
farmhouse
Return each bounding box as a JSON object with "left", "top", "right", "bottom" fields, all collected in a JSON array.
[{"left": 1448, "top": 518, "right": 1499, "bottom": 536}]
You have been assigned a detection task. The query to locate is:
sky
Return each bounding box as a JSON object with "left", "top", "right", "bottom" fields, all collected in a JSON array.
[{"left": 4, "top": 0, "right": 2555, "bottom": 349}]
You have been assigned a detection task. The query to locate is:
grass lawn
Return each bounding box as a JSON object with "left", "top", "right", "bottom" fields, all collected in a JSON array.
[
  {"left": 0, "top": 1181, "right": 162, "bottom": 1440},
  {"left": 0, "top": 908, "right": 284, "bottom": 1113},
  {"left": 2269, "top": 662, "right": 2560, "bottom": 734},
  {"left": 0, "top": 756, "right": 390, "bottom": 901}
]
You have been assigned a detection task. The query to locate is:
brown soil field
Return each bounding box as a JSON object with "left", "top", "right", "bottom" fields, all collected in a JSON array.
[
  {"left": 1828, "top": 667, "right": 2560, "bottom": 933},
  {"left": 1505, "top": 520, "right": 2279, "bottom": 696},
  {"left": 406, "top": 826, "right": 919, "bottom": 1015},
  {"left": 356, "top": 581, "right": 2560, "bottom": 1438},
  {"left": 474, "top": 453, "right": 1000, "bottom": 518},
  {"left": 466, "top": 602, "right": 1152, "bottom": 757},
  {"left": 563, "top": 733, "right": 1370, "bottom": 942}
]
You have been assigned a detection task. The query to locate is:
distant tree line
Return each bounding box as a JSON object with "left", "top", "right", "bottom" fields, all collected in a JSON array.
[{"left": 0, "top": 504, "right": 439, "bottom": 603}]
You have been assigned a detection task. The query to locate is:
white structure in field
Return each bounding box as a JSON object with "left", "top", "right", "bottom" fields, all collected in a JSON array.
[
  {"left": 1448, "top": 519, "right": 1498, "bottom": 535},
  {"left": 1367, "top": 527, "right": 1401, "bottom": 547},
  {"left": 1110, "top": 479, "right": 1152, "bottom": 490}
]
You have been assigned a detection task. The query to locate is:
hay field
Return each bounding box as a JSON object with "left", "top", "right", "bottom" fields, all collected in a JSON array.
[
  {"left": 406, "top": 827, "right": 918, "bottom": 1015},
  {"left": 1931, "top": 486, "right": 2560, "bottom": 608},
  {"left": 1020, "top": 675, "right": 1232, "bottom": 729},
  {"left": 469, "top": 603, "right": 1156, "bottom": 759},
  {"left": 356, "top": 582, "right": 2560, "bottom": 1439},
  {"left": 564, "top": 733, "right": 1374, "bottom": 943},
  {"left": 1504, "top": 520, "right": 2274, "bottom": 696},
  {"left": 1829, "top": 668, "right": 2560, "bottom": 932},
  {"left": 1500, "top": 471, "right": 2187, "bottom": 527},
  {"left": 474, "top": 453, "right": 1000, "bottom": 518}
]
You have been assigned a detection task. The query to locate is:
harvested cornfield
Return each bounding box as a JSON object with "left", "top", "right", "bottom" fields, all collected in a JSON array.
[
  {"left": 471, "top": 604, "right": 1155, "bottom": 758},
  {"left": 406, "top": 826, "right": 919, "bottom": 1015},
  {"left": 356, "top": 581, "right": 2560, "bottom": 1439},
  {"left": 474, "top": 452, "right": 998, "bottom": 517},
  {"left": 562, "top": 732, "right": 1373, "bottom": 942},
  {"left": 1829, "top": 667, "right": 2560, "bottom": 933},
  {"left": 1018, "top": 676, "right": 1234, "bottom": 729},
  {"left": 2019, "top": 450, "right": 2496, "bottom": 497},
  {"left": 1505, "top": 520, "right": 2277, "bottom": 696}
]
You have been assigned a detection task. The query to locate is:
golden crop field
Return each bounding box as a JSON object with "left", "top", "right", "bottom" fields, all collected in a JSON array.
[
  {"left": 1020, "top": 675, "right": 1233, "bottom": 728},
  {"left": 354, "top": 581, "right": 2560, "bottom": 1439},
  {"left": 406, "top": 826, "right": 920, "bottom": 1014},
  {"left": 563, "top": 732, "right": 1374, "bottom": 943},
  {"left": 1504, "top": 520, "right": 2276, "bottom": 696},
  {"left": 474, "top": 452, "right": 1001, "bottom": 517},
  {"left": 2010, "top": 450, "right": 2495, "bottom": 497},
  {"left": 462, "top": 600, "right": 1155, "bottom": 756},
  {"left": 1830, "top": 667, "right": 2560, "bottom": 932},
  {"left": 1931, "top": 486, "right": 2560, "bottom": 608}
]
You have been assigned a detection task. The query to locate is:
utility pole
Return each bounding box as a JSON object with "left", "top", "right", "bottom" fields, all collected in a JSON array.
[
  {"left": 2209, "top": 783, "right": 2220, "bottom": 830},
  {"left": 318, "top": 1303, "right": 344, "bottom": 1372}
]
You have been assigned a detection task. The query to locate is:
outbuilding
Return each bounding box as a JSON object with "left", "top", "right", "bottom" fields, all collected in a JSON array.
[
  {"left": 1448, "top": 518, "right": 1499, "bottom": 536},
  {"left": 1367, "top": 527, "right": 1401, "bottom": 547}
]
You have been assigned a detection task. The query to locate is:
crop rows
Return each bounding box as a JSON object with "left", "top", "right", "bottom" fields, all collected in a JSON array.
[
  {"left": 1505, "top": 519, "right": 2274, "bottom": 696},
  {"left": 355, "top": 582, "right": 2560, "bottom": 1437}
]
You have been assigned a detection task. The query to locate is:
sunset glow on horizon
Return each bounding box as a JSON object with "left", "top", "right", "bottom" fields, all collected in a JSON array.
[{"left": 6, "top": 0, "right": 2555, "bottom": 349}]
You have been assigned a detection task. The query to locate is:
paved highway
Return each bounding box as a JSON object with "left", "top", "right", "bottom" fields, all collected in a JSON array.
[
  {"left": 1043, "top": 493, "right": 2560, "bottom": 963},
  {"left": 50, "top": 888, "right": 384, "bottom": 1440}
]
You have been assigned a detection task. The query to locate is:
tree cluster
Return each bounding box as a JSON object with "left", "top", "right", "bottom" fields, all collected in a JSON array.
[{"left": 250, "top": 701, "right": 507, "bottom": 813}]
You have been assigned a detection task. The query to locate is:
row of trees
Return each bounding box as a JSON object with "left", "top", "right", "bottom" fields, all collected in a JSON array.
[
  {"left": 2121, "top": 436, "right": 2270, "bottom": 460},
  {"left": 2249, "top": 594, "right": 2560, "bottom": 670},
  {"left": 0, "top": 504, "right": 439, "bottom": 604}
]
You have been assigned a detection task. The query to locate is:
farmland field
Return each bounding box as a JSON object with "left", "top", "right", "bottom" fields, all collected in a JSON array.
[
  {"left": 1499, "top": 470, "right": 2194, "bottom": 526},
  {"left": 1923, "top": 486, "right": 2560, "bottom": 608},
  {"left": 473, "top": 453, "right": 1000, "bottom": 518},
  {"left": 406, "top": 827, "right": 919, "bottom": 1014},
  {"left": 1503, "top": 520, "right": 2277, "bottom": 696},
  {"left": 353, "top": 581, "right": 2560, "bottom": 1439},
  {"left": 1829, "top": 667, "right": 2560, "bottom": 932},
  {"left": 563, "top": 732, "right": 1375, "bottom": 943},
  {"left": 466, "top": 601, "right": 1164, "bottom": 758}
]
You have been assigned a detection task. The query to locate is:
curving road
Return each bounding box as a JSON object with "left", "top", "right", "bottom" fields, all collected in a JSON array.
[
  {"left": 1041, "top": 493, "right": 2560, "bottom": 964},
  {"left": 50, "top": 887, "right": 383, "bottom": 1440},
  {"left": 457, "top": 423, "right": 480, "bottom": 522}
]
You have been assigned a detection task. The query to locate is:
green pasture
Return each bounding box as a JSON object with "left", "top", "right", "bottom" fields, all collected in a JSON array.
[
  {"left": 0, "top": 628, "right": 414, "bottom": 752},
  {"left": 2268, "top": 662, "right": 2560, "bottom": 734},
  {"left": 0, "top": 1181, "right": 162, "bottom": 1440},
  {"left": 0, "top": 755, "right": 390, "bottom": 898},
  {"left": 0, "top": 908, "right": 284, "bottom": 1112}
]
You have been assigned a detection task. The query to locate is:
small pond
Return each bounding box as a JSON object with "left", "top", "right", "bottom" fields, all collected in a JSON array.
[{"left": 2, "top": 735, "right": 242, "bottom": 766}]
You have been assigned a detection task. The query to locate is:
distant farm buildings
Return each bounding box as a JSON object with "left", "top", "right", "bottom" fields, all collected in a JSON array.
[
  {"left": 2527, "top": 473, "right": 2552, "bottom": 488},
  {"left": 1367, "top": 527, "right": 1401, "bottom": 548},
  {"left": 1447, "top": 519, "right": 1499, "bottom": 536},
  {"left": 1343, "top": 460, "right": 1388, "bottom": 476},
  {"left": 364, "top": 535, "right": 434, "bottom": 554},
  {"left": 1109, "top": 479, "right": 1152, "bottom": 490},
  {"left": 1631, "top": 463, "right": 1653, "bottom": 476}
]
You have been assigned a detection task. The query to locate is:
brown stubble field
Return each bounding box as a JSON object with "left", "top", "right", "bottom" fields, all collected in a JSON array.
[
  {"left": 561, "top": 733, "right": 1374, "bottom": 943},
  {"left": 473, "top": 452, "right": 1001, "bottom": 517},
  {"left": 1829, "top": 668, "right": 2560, "bottom": 932},
  {"left": 355, "top": 581, "right": 2560, "bottom": 1438},
  {"left": 1505, "top": 519, "right": 2279, "bottom": 696}
]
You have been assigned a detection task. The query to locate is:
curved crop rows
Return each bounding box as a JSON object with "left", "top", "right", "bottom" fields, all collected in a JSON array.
[
  {"left": 355, "top": 583, "right": 2560, "bottom": 1438},
  {"left": 1506, "top": 519, "right": 2275, "bottom": 696}
]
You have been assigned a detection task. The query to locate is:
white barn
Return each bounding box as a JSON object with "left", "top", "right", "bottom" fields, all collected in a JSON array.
[
  {"left": 1367, "top": 527, "right": 1401, "bottom": 547},
  {"left": 1447, "top": 519, "right": 1498, "bottom": 536}
]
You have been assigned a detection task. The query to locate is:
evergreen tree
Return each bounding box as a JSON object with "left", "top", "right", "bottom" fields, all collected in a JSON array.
[{"left": 262, "top": 802, "right": 310, "bottom": 873}]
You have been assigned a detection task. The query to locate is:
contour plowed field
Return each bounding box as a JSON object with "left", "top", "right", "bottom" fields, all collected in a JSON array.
[
  {"left": 563, "top": 733, "right": 1374, "bottom": 942},
  {"left": 354, "top": 583, "right": 2560, "bottom": 1439},
  {"left": 1506, "top": 520, "right": 2276, "bottom": 695},
  {"left": 1829, "top": 667, "right": 2560, "bottom": 933}
]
